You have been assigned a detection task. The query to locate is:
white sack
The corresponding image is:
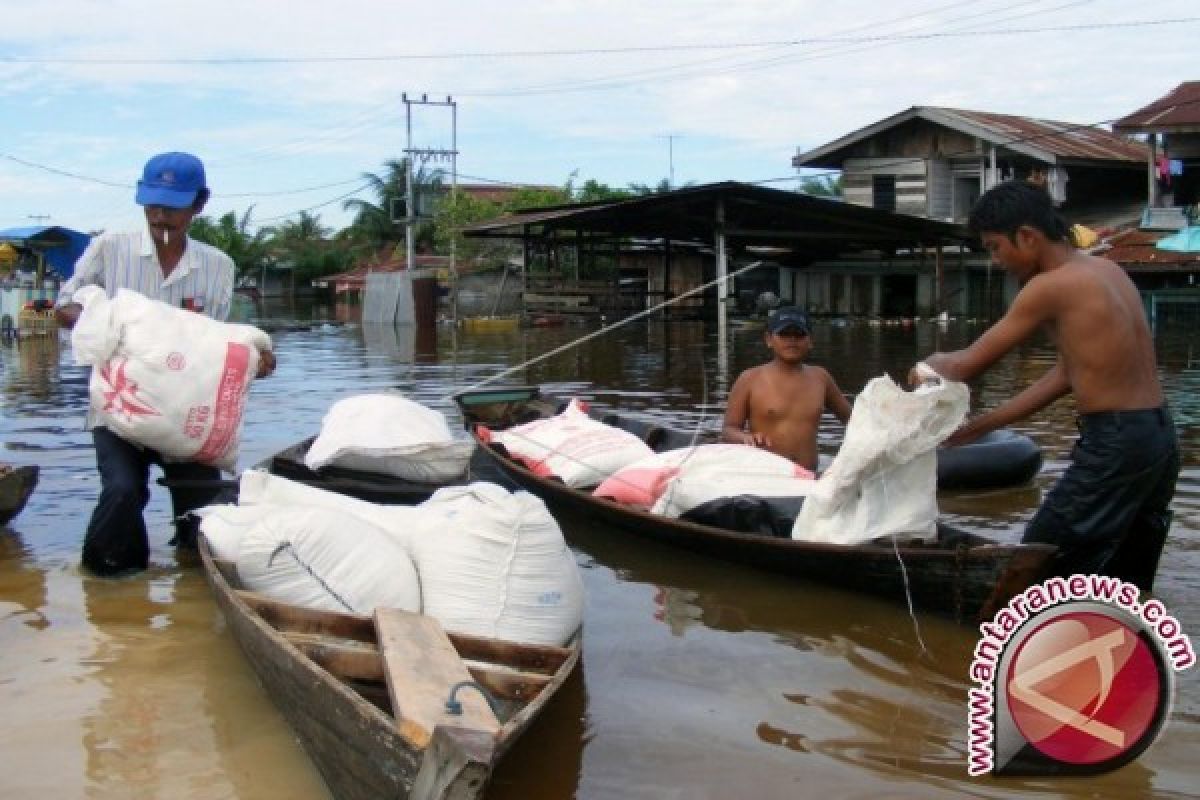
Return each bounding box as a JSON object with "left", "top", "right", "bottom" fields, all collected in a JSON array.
[
  {"left": 304, "top": 393, "right": 475, "bottom": 482},
  {"left": 236, "top": 469, "right": 423, "bottom": 549},
  {"left": 236, "top": 506, "right": 422, "bottom": 615},
  {"left": 196, "top": 503, "right": 278, "bottom": 562},
  {"left": 408, "top": 482, "right": 584, "bottom": 646},
  {"left": 71, "top": 286, "right": 272, "bottom": 471},
  {"left": 792, "top": 374, "right": 968, "bottom": 545},
  {"left": 648, "top": 444, "right": 816, "bottom": 518},
  {"left": 483, "top": 398, "right": 653, "bottom": 488}
]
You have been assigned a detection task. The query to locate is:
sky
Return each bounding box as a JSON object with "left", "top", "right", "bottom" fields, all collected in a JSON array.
[{"left": 1, "top": 0, "right": 1196, "bottom": 235}]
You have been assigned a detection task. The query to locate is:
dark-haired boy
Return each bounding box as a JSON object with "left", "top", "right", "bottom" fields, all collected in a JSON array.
[
  {"left": 722, "top": 307, "right": 851, "bottom": 472},
  {"left": 912, "top": 181, "right": 1178, "bottom": 589}
]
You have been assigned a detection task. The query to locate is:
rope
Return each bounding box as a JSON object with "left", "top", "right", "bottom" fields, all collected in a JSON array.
[
  {"left": 444, "top": 680, "right": 502, "bottom": 716},
  {"left": 440, "top": 260, "right": 766, "bottom": 402}
]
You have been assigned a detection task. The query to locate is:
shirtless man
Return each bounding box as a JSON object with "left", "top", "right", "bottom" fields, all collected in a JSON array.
[
  {"left": 722, "top": 306, "right": 851, "bottom": 472},
  {"left": 913, "top": 181, "right": 1179, "bottom": 589}
]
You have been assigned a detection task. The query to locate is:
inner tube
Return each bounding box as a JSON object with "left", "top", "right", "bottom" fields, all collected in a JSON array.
[{"left": 936, "top": 429, "right": 1043, "bottom": 490}]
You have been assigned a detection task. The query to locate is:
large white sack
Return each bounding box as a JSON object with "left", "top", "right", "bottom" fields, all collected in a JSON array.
[
  {"left": 480, "top": 398, "right": 653, "bottom": 488},
  {"left": 632, "top": 444, "right": 814, "bottom": 517},
  {"left": 236, "top": 469, "right": 424, "bottom": 550},
  {"left": 792, "top": 374, "right": 968, "bottom": 545},
  {"left": 196, "top": 503, "right": 278, "bottom": 562},
  {"left": 236, "top": 506, "right": 422, "bottom": 615},
  {"left": 304, "top": 393, "right": 475, "bottom": 482},
  {"left": 409, "top": 482, "right": 584, "bottom": 646},
  {"left": 71, "top": 286, "right": 271, "bottom": 471}
]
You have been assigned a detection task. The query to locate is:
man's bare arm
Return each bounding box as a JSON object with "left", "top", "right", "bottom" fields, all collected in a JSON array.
[
  {"left": 55, "top": 303, "right": 82, "bottom": 330},
  {"left": 922, "top": 277, "right": 1056, "bottom": 383},
  {"left": 944, "top": 360, "right": 1070, "bottom": 446}
]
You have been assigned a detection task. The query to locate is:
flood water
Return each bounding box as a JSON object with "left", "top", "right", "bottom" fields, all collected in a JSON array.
[{"left": 2, "top": 300, "right": 1198, "bottom": 799}]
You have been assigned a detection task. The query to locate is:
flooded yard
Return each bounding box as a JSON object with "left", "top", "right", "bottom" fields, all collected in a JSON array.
[{"left": 2, "top": 302, "right": 1197, "bottom": 798}]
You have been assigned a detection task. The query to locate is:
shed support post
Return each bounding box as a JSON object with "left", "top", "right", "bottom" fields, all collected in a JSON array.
[{"left": 715, "top": 199, "right": 729, "bottom": 392}]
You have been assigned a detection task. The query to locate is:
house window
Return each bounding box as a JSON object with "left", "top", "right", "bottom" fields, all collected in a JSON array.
[{"left": 873, "top": 174, "right": 896, "bottom": 212}]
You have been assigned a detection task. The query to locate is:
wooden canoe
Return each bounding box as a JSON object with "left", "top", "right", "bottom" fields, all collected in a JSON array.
[
  {"left": 0, "top": 464, "right": 39, "bottom": 525},
  {"left": 454, "top": 386, "right": 1057, "bottom": 624},
  {"left": 198, "top": 536, "right": 580, "bottom": 800}
]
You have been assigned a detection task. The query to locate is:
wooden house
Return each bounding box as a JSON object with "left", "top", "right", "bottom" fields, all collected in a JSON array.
[
  {"left": 1112, "top": 81, "right": 1200, "bottom": 222},
  {"left": 793, "top": 106, "right": 1147, "bottom": 223}
]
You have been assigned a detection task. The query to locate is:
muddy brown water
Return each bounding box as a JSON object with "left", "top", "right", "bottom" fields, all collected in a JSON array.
[{"left": 2, "top": 302, "right": 1197, "bottom": 799}]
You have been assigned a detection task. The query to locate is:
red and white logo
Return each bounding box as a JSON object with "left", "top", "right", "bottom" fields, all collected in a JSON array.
[
  {"left": 1004, "top": 609, "right": 1165, "bottom": 771},
  {"left": 166, "top": 352, "right": 186, "bottom": 371},
  {"left": 967, "top": 577, "right": 1193, "bottom": 778}
]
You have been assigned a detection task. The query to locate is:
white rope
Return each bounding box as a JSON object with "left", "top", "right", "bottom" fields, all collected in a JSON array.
[{"left": 441, "top": 260, "right": 766, "bottom": 402}]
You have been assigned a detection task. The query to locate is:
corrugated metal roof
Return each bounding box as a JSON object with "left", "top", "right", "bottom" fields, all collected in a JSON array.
[
  {"left": 464, "top": 181, "right": 967, "bottom": 251},
  {"left": 1113, "top": 82, "right": 1200, "bottom": 133},
  {"left": 1101, "top": 228, "right": 1200, "bottom": 270},
  {"left": 930, "top": 108, "right": 1147, "bottom": 162},
  {"left": 793, "top": 106, "right": 1146, "bottom": 168}
]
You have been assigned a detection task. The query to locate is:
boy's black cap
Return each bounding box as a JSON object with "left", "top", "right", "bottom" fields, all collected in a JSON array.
[{"left": 766, "top": 306, "right": 810, "bottom": 334}]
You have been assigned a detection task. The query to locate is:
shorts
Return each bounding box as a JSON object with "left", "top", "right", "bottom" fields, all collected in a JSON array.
[{"left": 1022, "top": 406, "right": 1179, "bottom": 590}]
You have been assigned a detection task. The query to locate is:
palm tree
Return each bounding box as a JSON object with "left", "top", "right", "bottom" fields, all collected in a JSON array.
[
  {"left": 189, "top": 208, "right": 272, "bottom": 279},
  {"left": 343, "top": 158, "right": 444, "bottom": 258}
]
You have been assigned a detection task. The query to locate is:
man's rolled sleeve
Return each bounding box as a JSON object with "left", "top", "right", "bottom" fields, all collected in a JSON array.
[{"left": 55, "top": 235, "right": 108, "bottom": 307}]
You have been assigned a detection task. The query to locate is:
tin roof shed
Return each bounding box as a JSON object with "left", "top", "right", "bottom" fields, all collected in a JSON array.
[{"left": 1112, "top": 82, "right": 1200, "bottom": 134}]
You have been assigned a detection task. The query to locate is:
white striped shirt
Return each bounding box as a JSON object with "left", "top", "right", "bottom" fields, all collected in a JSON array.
[{"left": 57, "top": 225, "right": 235, "bottom": 321}]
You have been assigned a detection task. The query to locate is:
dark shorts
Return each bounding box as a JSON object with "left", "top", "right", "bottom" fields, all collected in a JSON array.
[{"left": 1022, "top": 406, "right": 1179, "bottom": 590}]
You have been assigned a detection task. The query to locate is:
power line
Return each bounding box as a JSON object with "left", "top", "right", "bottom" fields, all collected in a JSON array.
[{"left": 4, "top": 17, "right": 1194, "bottom": 65}]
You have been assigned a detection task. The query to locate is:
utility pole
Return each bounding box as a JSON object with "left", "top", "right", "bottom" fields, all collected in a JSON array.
[
  {"left": 402, "top": 93, "right": 458, "bottom": 322},
  {"left": 657, "top": 134, "right": 679, "bottom": 189}
]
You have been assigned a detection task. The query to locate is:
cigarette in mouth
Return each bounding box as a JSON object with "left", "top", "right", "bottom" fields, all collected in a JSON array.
[{"left": 163, "top": 230, "right": 169, "bottom": 247}]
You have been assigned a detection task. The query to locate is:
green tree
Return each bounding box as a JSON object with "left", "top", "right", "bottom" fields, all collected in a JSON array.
[
  {"left": 189, "top": 208, "right": 272, "bottom": 279},
  {"left": 343, "top": 158, "right": 444, "bottom": 258},
  {"left": 798, "top": 174, "right": 842, "bottom": 198}
]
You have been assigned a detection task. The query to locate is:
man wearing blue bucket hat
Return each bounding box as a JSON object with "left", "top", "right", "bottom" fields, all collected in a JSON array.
[{"left": 55, "top": 152, "right": 276, "bottom": 576}]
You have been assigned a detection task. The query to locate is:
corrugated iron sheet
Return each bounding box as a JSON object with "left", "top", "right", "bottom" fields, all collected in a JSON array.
[
  {"left": 932, "top": 108, "right": 1147, "bottom": 162},
  {"left": 1113, "top": 82, "right": 1200, "bottom": 133},
  {"left": 1102, "top": 228, "right": 1200, "bottom": 269}
]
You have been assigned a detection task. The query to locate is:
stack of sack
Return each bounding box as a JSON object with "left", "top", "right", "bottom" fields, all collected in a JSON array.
[
  {"left": 304, "top": 392, "right": 475, "bottom": 482},
  {"left": 70, "top": 286, "right": 272, "bottom": 471},
  {"left": 593, "top": 444, "right": 815, "bottom": 518},
  {"left": 199, "top": 472, "right": 583, "bottom": 647},
  {"left": 476, "top": 398, "right": 654, "bottom": 488}
]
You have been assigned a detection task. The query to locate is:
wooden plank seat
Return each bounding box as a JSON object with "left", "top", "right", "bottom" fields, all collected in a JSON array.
[{"left": 375, "top": 608, "right": 501, "bottom": 749}]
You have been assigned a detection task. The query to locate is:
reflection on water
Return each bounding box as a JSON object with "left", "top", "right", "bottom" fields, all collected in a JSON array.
[{"left": 1, "top": 300, "right": 1197, "bottom": 799}]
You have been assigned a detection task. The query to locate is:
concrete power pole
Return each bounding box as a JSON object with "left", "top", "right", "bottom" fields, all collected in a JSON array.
[{"left": 402, "top": 93, "right": 459, "bottom": 322}]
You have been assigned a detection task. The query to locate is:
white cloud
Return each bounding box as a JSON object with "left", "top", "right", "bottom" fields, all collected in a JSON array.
[{"left": 1, "top": 0, "right": 1195, "bottom": 230}]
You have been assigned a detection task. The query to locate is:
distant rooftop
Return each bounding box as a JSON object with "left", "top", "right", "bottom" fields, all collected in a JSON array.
[
  {"left": 794, "top": 105, "right": 1147, "bottom": 168},
  {"left": 1113, "top": 82, "right": 1200, "bottom": 134}
]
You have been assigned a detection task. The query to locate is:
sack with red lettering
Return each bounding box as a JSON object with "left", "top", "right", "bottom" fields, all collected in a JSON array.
[
  {"left": 70, "top": 286, "right": 271, "bottom": 471},
  {"left": 476, "top": 398, "right": 654, "bottom": 488},
  {"left": 595, "top": 444, "right": 816, "bottom": 513}
]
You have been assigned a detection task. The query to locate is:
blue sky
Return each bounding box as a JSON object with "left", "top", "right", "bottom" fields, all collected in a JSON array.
[{"left": 1, "top": 0, "right": 1196, "bottom": 234}]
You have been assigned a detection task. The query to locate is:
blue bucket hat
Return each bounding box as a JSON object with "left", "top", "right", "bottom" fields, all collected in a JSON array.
[{"left": 135, "top": 152, "right": 207, "bottom": 208}]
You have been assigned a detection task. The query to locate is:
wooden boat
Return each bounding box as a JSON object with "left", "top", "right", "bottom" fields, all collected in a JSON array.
[
  {"left": 454, "top": 386, "right": 1057, "bottom": 624},
  {"left": 0, "top": 463, "right": 38, "bottom": 525},
  {"left": 256, "top": 436, "right": 466, "bottom": 504},
  {"left": 198, "top": 536, "right": 580, "bottom": 800}
]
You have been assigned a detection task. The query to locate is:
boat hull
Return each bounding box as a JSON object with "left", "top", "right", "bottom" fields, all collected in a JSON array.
[
  {"left": 455, "top": 387, "right": 1056, "bottom": 623},
  {"left": 198, "top": 538, "right": 580, "bottom": 800},
  {"left": 0, "top": 464, "right": 39, "bottom": 525}
]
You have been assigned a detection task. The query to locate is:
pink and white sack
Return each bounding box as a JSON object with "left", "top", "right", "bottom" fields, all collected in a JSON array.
[{"left": 70, "top": 286, "right": 272, "bottom": 471}]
